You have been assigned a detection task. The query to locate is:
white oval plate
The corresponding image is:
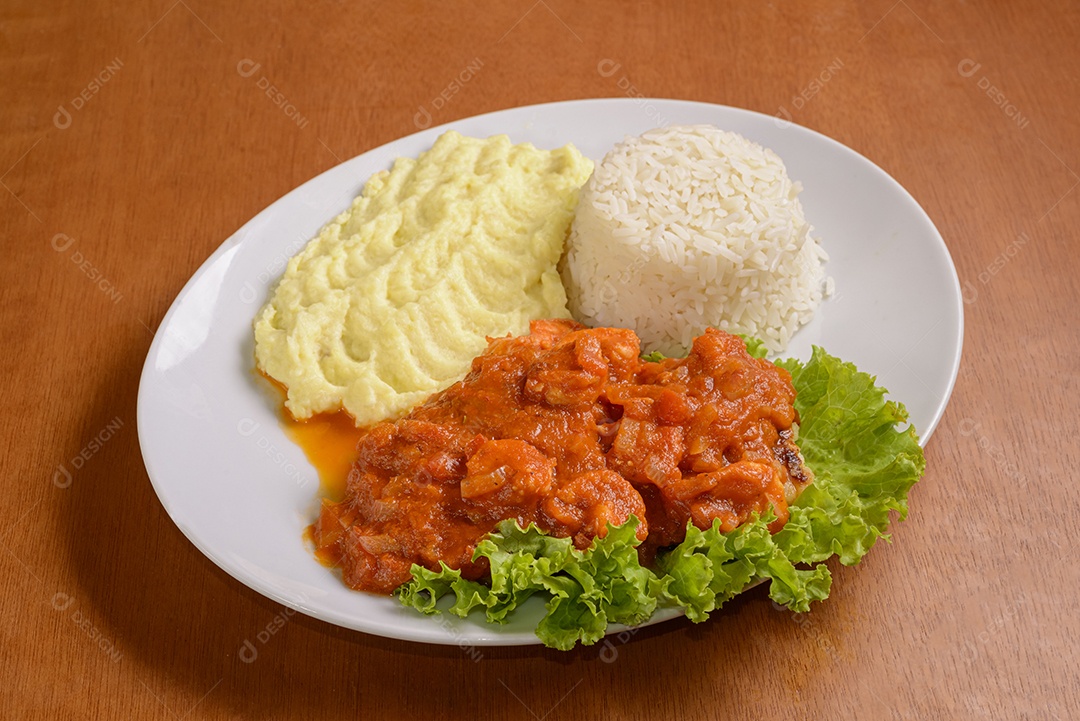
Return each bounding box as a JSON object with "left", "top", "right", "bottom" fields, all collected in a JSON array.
[{"left": 137, "top": 98, "right": 963, "bottom": 647}]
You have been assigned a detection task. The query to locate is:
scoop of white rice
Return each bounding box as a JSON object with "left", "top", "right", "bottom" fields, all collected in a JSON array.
[{"left": 563, "top": 125, "right": 830, "bottom": 355}]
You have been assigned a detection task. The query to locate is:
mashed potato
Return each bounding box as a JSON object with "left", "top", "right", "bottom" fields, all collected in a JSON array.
[{"left": 255, "top": 131, "right": 593, "bottom": 426}]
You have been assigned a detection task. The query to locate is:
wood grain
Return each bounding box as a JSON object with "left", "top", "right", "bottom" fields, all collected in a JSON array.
[{"left": 2, "top": 1, "right": 1077, "bottom": 718}]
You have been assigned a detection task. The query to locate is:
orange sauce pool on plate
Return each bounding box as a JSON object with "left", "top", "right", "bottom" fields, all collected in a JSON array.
[
  {"left": 259, "top": 372, "right": 364, "bottom": 501},
  {"left": 283, "top": 410, "right": 365, "bottom": 502}
]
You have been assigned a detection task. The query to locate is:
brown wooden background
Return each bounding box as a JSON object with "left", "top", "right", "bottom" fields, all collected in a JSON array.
[{"left": 3, "top": 1, "right": 1078, "bottom": 718}]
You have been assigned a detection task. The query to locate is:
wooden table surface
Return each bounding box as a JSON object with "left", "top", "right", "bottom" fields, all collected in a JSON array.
[{"left": 3, "top": 1, "right": 1077, "bottom": 718}]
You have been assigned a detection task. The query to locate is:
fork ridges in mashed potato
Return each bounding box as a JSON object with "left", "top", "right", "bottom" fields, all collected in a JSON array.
[{"left": 255, "top": 131, "right": 593, "bottom": 426}]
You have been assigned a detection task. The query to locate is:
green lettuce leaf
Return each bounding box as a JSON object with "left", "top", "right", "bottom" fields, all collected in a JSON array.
[
  {"left": 738, "top": 334, "right": 769, "bottom": 359},
  {"left": 395, "top": 517, "right": 665, "bottom": 650},
  {"left": 396, "top": 344, "right": 925, "bottom": 649},
  {"left": 773, "top": 347, "right": 926, "bottom": 565},
  {"left": 397, "top": 562, "right": 493, "bottom": 617},
  {"left": 658, "top": 511, "right": 831, "bottom": 619}
]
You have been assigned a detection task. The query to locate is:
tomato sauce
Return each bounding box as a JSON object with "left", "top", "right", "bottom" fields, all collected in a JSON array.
[{"left": 299, "top": 320, "right": 812, "bottom": 595}]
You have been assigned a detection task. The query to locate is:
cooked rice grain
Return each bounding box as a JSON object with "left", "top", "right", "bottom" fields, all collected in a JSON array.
[{"left": 563, "top": 125, "right": 830, "bottom": 355}]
